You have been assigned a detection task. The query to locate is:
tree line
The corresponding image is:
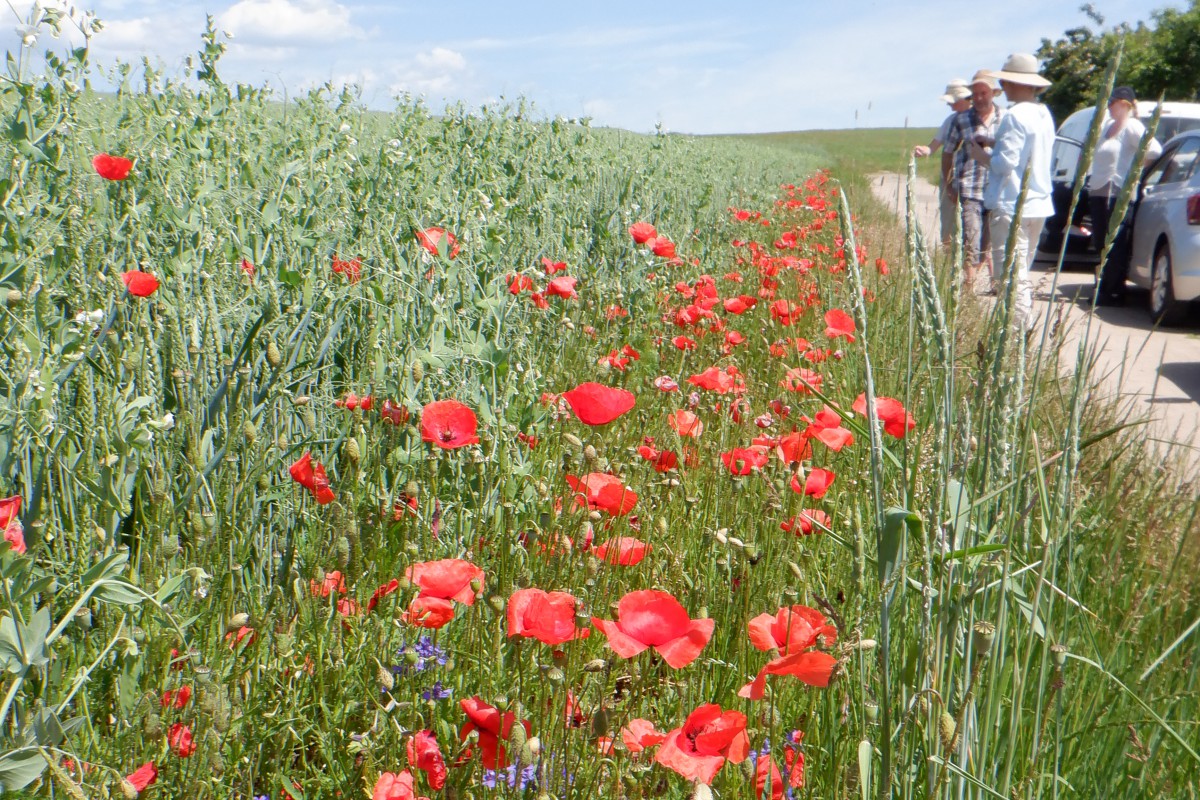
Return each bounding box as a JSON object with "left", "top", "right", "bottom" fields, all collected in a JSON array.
[{"left": 1037, "top": 1, "right": 1200, "bottom": 121}]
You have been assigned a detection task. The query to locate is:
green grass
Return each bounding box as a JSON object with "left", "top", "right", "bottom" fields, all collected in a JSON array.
[
  {"left": 739, "top": 128, "right": 942, "bottom": 184},
  {"left": 0, "top": 17, "right": 1198, "bottom": 800}
]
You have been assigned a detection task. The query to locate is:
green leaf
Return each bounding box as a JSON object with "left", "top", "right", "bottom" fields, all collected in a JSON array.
[
  {"left": 857, "top": 738, "right": 873, "bottom": 800},
  {"left": 879, "top": 507, "right": 921, "bottom": 588},
  {"left": 0, "top": 747, "right": 48, "bottom": 791},
  {"left": 81, "top": 551, "right": 129, "bottom": 585},
  {"left": 95, "top": 580, "right": 148, "bottom": 607}
]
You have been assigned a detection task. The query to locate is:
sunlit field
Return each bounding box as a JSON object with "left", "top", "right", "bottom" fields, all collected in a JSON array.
[{"left": 0, "top": 17, "right": 1197, "bottom": 800}]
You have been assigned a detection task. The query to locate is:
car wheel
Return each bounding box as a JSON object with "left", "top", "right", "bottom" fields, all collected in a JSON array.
[{"left": 1149, "top": 243, "right": 1189, "bottom": 326}]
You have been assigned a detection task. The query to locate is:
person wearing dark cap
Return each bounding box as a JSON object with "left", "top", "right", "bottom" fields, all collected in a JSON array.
[{"left": 1087, "top": 86, "right": 1162, "bottom": 305}]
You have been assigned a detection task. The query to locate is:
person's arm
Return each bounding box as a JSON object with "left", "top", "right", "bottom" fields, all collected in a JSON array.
[
  {"left": 914, "top": 138, "right": 942, "bottom": 157},
  {"left": 977, "top": 114, "right": 1023, "bottom": 174}
]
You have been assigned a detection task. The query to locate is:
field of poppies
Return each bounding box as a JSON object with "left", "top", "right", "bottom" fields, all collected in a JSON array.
[{"left": 0, "top": 15, "right": 1198, "bottom": 800}]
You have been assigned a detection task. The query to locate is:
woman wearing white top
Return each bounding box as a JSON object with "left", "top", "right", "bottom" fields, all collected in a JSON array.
[{"left": 1088, "top": 86, "right": 1163, "bottom": 305}]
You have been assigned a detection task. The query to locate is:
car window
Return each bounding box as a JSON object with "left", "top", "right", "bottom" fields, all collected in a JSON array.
[
  {"left": 1159, "top": 138, "right": 1200, "bottom": 184},
  {"left": 1154, "top": 117, "right": 1200, "bottom": 143},
  {"left": 1052, "top": 139, "right": 1081, "bottom": 180},
  {"left": 1142, "top": 143, "right": 1180, "bottom": 189}
]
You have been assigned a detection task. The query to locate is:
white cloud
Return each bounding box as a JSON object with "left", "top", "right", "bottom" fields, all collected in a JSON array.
[
  {"left": 387, "top": 47, "right": 468, "bottom": 96},
  {"left": 218, "top": 0, "right": 365, "bottom": 45}
]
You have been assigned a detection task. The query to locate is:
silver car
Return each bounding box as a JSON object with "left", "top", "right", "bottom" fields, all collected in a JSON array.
[{"left": 1128, "top": 130, "right": 1200, "bottom": 325}]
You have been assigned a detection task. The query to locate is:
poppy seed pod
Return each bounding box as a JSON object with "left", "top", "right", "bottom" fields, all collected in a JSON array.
[
  {"left": 5, "top": 289, "right": 22, "bottom": 308},
  {"left": 972, "top": 621, "right": 996, "bottom": 658},
  {"left": 1050, "top": 643, "right": 1067, "bottom": 667}
]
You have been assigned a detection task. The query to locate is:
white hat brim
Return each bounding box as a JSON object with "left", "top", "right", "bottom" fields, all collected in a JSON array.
[{"left": 987, "top": 69, "right": 1051, "bottom": 88}]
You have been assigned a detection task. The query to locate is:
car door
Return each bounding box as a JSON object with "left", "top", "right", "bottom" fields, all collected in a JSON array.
[{"left": 1130, "top": 138, "right": 1200, "bottom": 284}]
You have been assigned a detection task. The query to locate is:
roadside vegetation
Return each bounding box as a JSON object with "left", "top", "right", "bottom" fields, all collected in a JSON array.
[{"left": 0, "top": 11, "right": 1196, "bottom": 800}]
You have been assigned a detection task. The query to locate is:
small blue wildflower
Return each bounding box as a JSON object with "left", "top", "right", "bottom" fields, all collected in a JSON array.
[{"left": 421, "top": 681, "right": 452, "bottom": 701}]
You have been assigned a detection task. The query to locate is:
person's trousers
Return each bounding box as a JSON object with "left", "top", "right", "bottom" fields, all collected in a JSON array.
[
  {"left": 989, "top": 210, "right": 1046, "bottom": 332},
  {"left": 939, "top": 185, "right": 960, "bottom": 247},
  {"left": 1090, "top": 194, "right": 1132, "bottom": 301}
]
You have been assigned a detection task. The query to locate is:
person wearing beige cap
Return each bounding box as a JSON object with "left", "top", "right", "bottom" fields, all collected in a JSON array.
[
  {"left": 943, "top": 70, "right": 1005, "bottom": 289},
  {"left": 914, "top": 79, "right": 971, "bottom": 246},
  {"left": 969, "top": 53, "right": 1056, "bottom": 331}
]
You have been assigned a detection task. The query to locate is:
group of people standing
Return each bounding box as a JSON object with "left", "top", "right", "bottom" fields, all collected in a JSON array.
[
  {"left": 917, "top": 52, "right": 1155, "bottom": 327},
  {"left": 917, "top": 53, "right": 1056, "bottom": 331}
]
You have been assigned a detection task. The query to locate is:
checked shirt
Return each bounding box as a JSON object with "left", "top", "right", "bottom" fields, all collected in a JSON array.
[{"left": 945, "top": 106, "right": 1004, "bottom": 201}]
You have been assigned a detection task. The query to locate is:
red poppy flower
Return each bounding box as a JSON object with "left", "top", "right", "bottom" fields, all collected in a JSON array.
[
  {"left": 160, "top": 685, "right": 192, "bottom": 710},
  {"left": 721, "top": 447, "right": 769, "bottom": 476},
  {"left": 374, "top": 770, "right": 428, "bottom": 800},
  {"left": 725, "top": 330, "right": 746, "bottom": 347},
  {"left": 288, "top": 452, "right": 336, "bottom": 504},
  {"left": 460, "top": 697, "right": 531, "bottom": 769},
  {"left": 875, "top": 257, "right": 890, "bottom": 275},
  {"left": 407, "top": 730, "right": 447, "bottom": 791},
  {"left": 637, "top": 445, "right": 678, "bottom": 472},
  {"left": 775, "top": 432, "right": 812, "bottom": 464},
  {"left": 791, "top": 468, "right": 835, "bottom": 499},
  {"left": 93, "top": 153, "right": 133, "bottom": 180},
  {"left": 416, "top": 227, "right": 459, "bottom": 259},
  {"left": 594, "top": 536, "right": 650, "bottom": 566},
  {"left": 781, "top": 367, "right": 822, "bottom": 394},
  {"left": 565, "top": 473, "right": 638, "bottom": 516},
  {"left": 562, "top": 382, "right": 635, "bottom": 426},
  {"left": 652, "top": 376, "right": 679, "bottom": 392},
  {"left": 591, "top": 589, "right": 713, "bottom": 668},
  {"left": 401, "top": 596, "right": 457, "bottom": 628},
  {"left": 739, "top": 648, "right": 839, "bottom": 700},
  {"left": 770, "top": 300, "right": 802, "bottom": 326},
  {"left": 310, "top": 569, "right": 346, "bottom": 598},
  {"left": 649, "top": 237, "right": 676, "bottom": 258},
  {"left": 530, "top": 291, "right": 549, "bottom": 309},
  {"left": 671, "top": 335, "right": 696, "bottom": 351},
  {"left": 629, "top": 221, "right": 657, "bottom": 244},
  {"left": 852, "top": 394, "right": 916, "bottom": 438},
  {"left": 240, "top": 258, "right": 255, "bottom": 278},
  {"left": 747, "top": 605, "right": 838, "bottom": 654},
  {"left": 367, "top": 579, "right": 400, "bottom": 612},
  {"left": 824, "top": 308, "right": 856, "bottom": 341},
  {"left": 332, "top": 255, "right": 362, "bottom": 283},
  {"left": 125, "top": 762, "right": 157, "bottom": 792},
  {"left": 380, "top": 399, "right": 410, "bottom": 425},
  {"left": 507, "top": 274, "right": 535, "bottom": 295},
  {"left": 780, "top": 509, "right": 831, "bottom": 535},
  {"left": 804, "top": 407, "right": 855, "bottom": 451},
  {"left": 225, "top": 625, "right": 256, "bottom": 649},
  {"left": 546, "top": 276, "right": 578, "bottom": 299},
  {"left": 406, "top": 558, "right": 483, "bottom": 605},
  {"left": 121, "top": 270, "right": 160, "bottom": 297},
  {"left": 655, "top": 704, "right": 749, "bottom": 784},
  {"left": 621, "top": 718, "right": 667, "bottom": 753},
  {"left": 420, "top": 400, "right": 480, "bottom": 449},
  {"left": 668, "top": 409, "right": 704, "bottom": 438},
  {"left": 168, "top": 723, "right": 196, "bottom": 757},
  {"left": 687, "top": 365, "right": 744, "bottom": 394},
  {"left": 621, "top": 344, "right": 640, "bottom": 360},
  {"left": 723, "top": 294, "right": 757, "bottom": 314},
  {"left": 507, "top": 588, "right": 588, "bottom": 645},
  {"left": 756, "top": 756, "right": 784, "bottom": 800},
  {"left": 541, "top": 257, "right": 567, "bottom": 275},
  {"left": 0, "top": 496, "right": 25, "bottom": 555}
]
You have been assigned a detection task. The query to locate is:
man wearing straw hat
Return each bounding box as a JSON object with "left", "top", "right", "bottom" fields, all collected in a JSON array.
[
  {"left": 970, "top": 53, "right": 1056, "bottom": 331},
  {"left": 944, "top": 70, "right": 1005, "bottom": 290},
  {"left": 914, "top": 79, "right": 971, "bottom": 246}
]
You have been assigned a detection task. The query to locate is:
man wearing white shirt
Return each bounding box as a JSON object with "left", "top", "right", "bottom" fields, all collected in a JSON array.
[{"left": 970, "top": 53, "right": 1057, "bottom": 331}]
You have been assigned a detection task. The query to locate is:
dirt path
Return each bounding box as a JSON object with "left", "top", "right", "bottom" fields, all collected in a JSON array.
[{"left": 869, "top": 171, "right": 1200, "bottom": 463}]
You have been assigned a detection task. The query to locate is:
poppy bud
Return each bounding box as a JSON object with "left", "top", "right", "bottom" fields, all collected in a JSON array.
[
  {"left": 563, "top": 433, "right": 583, "bottom": 450},
  {"left": 582, "top": 658, "right": 608, "bottom": 673},
  {"left": 788, "top": 560, "right": 804, "bottom": 581},
  {"left": 590, "top": 705, "right": 610, "bottom": 739},
  {"left": 377, "top": 665, "right": 394, "bottom": 691},
  {"left": 275, "top": 632, "right": 293, "bottom": 655},
  {"left": 242, "top": 420, "right": 257, "bottom": 444},
  {"left": 143, "top": 711, "right": 163, "bottom": 739},
  {"left": 1050, "top": 643, "right": 1067, "bottom": 667},
  {"left": 972, "top": 621, "right": 995, "bottom": 658},
  {"left": 758, "top": 706, "right": 781, "bottom": 727},
  {"left": 5, "top": 289, "right": 22, "bottom": 308},
  {"left": 344, "top": 437, "right": 360, "bottom": 465},
  {"left": 302, "top": 408, "right": 316, "bottom": 429},
  {"left": 583, "top": 444, "right": 598, "bottom": 464},
  {"left": 226, "top": 613, "right": 250, "bottom": 632},
  {"left": 507, "top": 714, "right": 528, "bottom": 758},
  {"left": 692, "top": 782, "right": 714, "bottom": 800},
  {"left": 656, "top": 517, "right": 668, "bottom": 536},
  {"left": 335, "top": 536, "right": 350, "bottom": 568},
  {"left": 120, "top": 779, "right": 140, "bottom": 799},
  {"left": 257, "top": 474, "right": 270, "bottom": 491},
  {"left": 411, "top": 361, "right": 424, "bottom": 383},
  {"left": 293, "top": 395, "right": 310, "bottom": 407},
  {"left": 521, "top": 735, "right": 541, "bottom": 763},
  {"left": 938, "top": 712, "right": 956, "bottom": 751}
]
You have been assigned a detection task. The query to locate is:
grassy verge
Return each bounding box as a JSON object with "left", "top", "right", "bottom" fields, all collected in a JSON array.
[{"left": 0, "top": 20, "right": 1197, "bottom": 800}]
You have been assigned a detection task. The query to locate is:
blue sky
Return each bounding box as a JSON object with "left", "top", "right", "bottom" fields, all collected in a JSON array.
[{"left": 1, "top": 0, "right": 1185, "bottom": 133}]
